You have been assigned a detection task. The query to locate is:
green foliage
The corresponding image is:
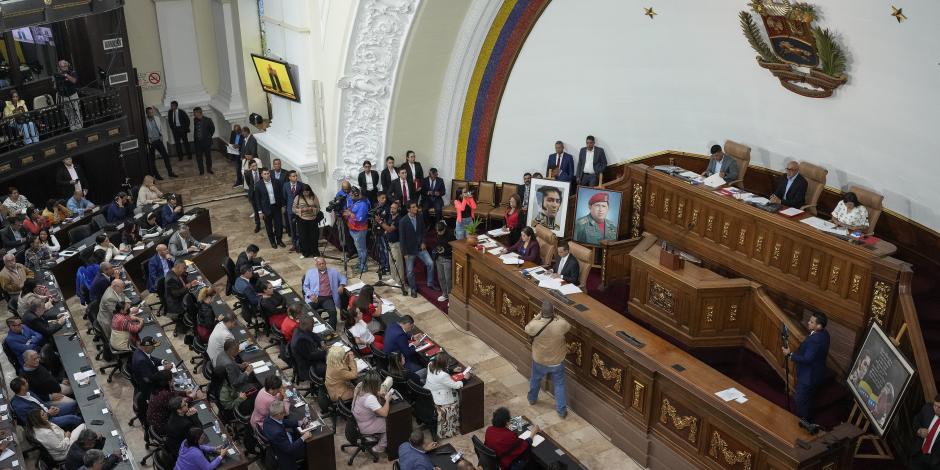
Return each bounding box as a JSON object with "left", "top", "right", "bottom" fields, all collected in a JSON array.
[
  {"left": 464, "top": 217, "right": 484, "bottom": 236},
  {"left": 812, "top": 26, "right": 846, "bottom": 77},
  {"left": 739, "top": 11, "right": 780, "bottom": 64}
]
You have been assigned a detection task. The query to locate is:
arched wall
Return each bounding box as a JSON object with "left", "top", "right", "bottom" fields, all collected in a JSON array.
[{"left": 454, "top": 0, "right": 940, "bottom": 230}]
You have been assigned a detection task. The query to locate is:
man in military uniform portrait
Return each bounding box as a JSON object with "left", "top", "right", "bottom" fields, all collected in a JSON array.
[
  {"left": 574, "top": 191, "right": 618, "bottom": 244},
  {"left": 531, "top": 185, "right": 563, "bottom": 231}
]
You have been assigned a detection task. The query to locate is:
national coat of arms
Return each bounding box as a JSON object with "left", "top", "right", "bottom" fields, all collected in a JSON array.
[{"left": 739, "top": 1, "right": 847, "bottom": 98}]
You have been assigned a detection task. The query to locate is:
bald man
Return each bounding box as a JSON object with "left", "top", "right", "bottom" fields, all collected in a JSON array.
[
  {"left": 97, "top": 278, "right": 127, "bottom": 340},
  {"left": 0, "top": 253, "right": 32, "bottom": 301},
  {"left": 146, "top": 243, "right": 174, "bottom": 292}
]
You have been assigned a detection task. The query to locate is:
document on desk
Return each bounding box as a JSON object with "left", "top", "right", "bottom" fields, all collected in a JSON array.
[
  {"left": 538, "top": 278, "right": 563, "bottom": 289},
  {"left": 346, "top": 281, "right": 366, "bottom": 292},
  {"left": 312, "top": 322, "right": 330, "bottom": 334},
  {"left": 0, "top": 448, "right": 13, "bottom": 462},
  {"left": 715, "top": 387, "right": 745, "bottom": 402},
  {"left": 356, "top": 358, "right": 370, "bottom": 372},
  {"left": 801, "top": 216, "right": 849, "bottom": 236},
  {"left": 487, "top": 248, "right": 503, "bottom": 256},
  {"left": 557, "top": 284, "right": 582, "bottom": 295},
  {"left": 518, "top": 430, "right": 545, "bottom": 447},
  {"left": 744, "top": 195, "right": 771, "bottom": 205},
  {"left": 778, "top": 206, "right": 804, "bottom": 217},
  {"left": 487, "top": 227, "right": 510, "bottom": 237},
  {"left": 73, "top": 370, "right": 96, "bottom": 382},
  {"left": 703, "top": 174, "right": 726, "bottom": 188},
  {"left": 269, "top": 279, "right": 283, "bottom": 288}
]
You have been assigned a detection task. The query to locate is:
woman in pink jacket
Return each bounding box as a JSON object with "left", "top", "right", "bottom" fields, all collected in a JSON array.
[{"left": 453, "top": 187, "right": 476, "bottom": 240}]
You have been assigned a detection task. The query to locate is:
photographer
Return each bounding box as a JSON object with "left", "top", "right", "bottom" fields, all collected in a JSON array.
[
  {"left": 333, "top": 180, "right": 356, "bottom": 256},
  {"left": 371, "top": 193, "right": 391, "bottom": 279},
  {"left": 378, "top": 201, "right": 405, "bottom": 289},
  {"left": 343, "top": 187, "right": 370, "bottom": 274},
  {"left": 54, "top": 60, "right": 82, "bottom": 130}
]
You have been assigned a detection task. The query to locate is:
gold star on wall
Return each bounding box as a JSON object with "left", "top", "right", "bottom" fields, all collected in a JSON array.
[
  {"left": 891, "top": 6, "right": 907, "bottom": 23},
  {"left": 644, "top": 7, "right": 657, "bottom": 19}
]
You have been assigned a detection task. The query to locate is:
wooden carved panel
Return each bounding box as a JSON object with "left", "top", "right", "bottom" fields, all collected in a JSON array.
[
  {"left": 659, "top": 397, "right": 698, "bottom": 445},
  {"left": 631, "top": 183, "right": 643, "bottom": 238},
  {"left": 472, "top": 274, "right": 495, "bottom": 307},
  {"left": 591, "top": 352, "right": 624, "bottom": 393},
  {"left": 500, "top": 293, "right": 527, "bottom": 328},
  {"left": 566, "top": 338, "right": 583, "bottom": 367},
  {"left": 708, "top": 429, "right": 753, "bottom": 470},
  {"left": 631, "top": 380, "right": 646, "bottom": 412},
  {"left": 869, "top": 281, "right": 890, "bottom": 326},
  {"left": 648, "top": 281, "right": 675, "bottom": 314}
]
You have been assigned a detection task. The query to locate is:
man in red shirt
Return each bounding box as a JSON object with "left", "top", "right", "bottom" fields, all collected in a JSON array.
[{"left": 483, "top": 407, "right": 539, "bottom": 470}]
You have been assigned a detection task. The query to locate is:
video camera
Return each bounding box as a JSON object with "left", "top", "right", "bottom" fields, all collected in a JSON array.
[{"left": 325, "top": 194, "right": 346, "bottom": 213}]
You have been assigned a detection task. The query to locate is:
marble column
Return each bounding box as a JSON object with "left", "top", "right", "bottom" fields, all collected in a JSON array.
[
  {"left": 209, "top": 0, "right": 250, "bottom": 124},
  {"left": 152, "top": 0, "right": 210, "bottom": 109}
]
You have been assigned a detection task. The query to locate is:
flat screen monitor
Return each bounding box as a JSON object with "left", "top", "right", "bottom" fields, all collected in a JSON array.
[
  {"left": 846, "top": 322, "right": 915, "bottom": 435},
  {"left": 250, "top": 54, "right": 299, "bottom": 102}
]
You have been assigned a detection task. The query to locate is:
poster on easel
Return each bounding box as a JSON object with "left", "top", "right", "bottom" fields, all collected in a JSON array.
[{"left": 846, "top": 322, "right": 915, "bottom": 435}]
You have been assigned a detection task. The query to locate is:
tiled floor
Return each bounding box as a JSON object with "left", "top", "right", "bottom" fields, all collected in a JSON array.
[{"left": 3, "top": 157, "right": 642, "bottom": 469}]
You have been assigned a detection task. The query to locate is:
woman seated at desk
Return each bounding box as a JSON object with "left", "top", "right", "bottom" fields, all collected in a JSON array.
[
  {"left": 195, "top": 287, "right": 218, "bottom": 343},
  {"left": 343, "top": 305, "right": 384, "bottom": 354},
  {"left": 348, "top": 284, "right": 384, "bottom": 333},
  {"left": 27, "top": 409, "right": 85, "bottom": 462},
  {"left": 93, "top": 233, "right": 122, "bottom": 262},
  {"left": 325, "top": 345, "right": 358, "bottom": 402},
  {"left": 831, "top": 192, "right": 869, "bottom": 232},
  {"left": 352, "top": 370, "right": 395, "bottom": 454},
  {"left": 258, "top": 280, "right": 285, "bottom": 325},
  {"left": 110, "top": 301, "right": 144, "bottom": 352},
  {"left": 119, "top": 222, "right": 142, "bottom": 251},
  {"left": 42, "top": 199, "right": 71, "bottom": 225},
  {"left": 502, "top": 226, "right": 541, "bottom": 264},
  {"left": 484, "top": 407, "right": 538, "bottom": 470},
  {"left": 38, "top": 229, "right": 60, "bottom": 254}
]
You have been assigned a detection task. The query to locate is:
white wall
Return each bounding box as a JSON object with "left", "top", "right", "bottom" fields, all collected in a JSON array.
[{"left": 489, "top": 0, "right": 940, "bottom": 230}]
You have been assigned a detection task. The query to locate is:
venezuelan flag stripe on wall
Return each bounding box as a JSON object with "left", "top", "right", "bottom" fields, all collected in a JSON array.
[{"left": 456, "top": 0, "right": 551, "bottom": 181}]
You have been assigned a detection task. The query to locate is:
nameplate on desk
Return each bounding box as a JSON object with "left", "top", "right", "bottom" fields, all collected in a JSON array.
[{"left": 616, "top": 331, "right": 645, "bottom": 348}]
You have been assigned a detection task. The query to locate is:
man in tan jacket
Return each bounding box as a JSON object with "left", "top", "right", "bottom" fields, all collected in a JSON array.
[{"left": 525, "top": 299, "right": 571, "bottom": 418}]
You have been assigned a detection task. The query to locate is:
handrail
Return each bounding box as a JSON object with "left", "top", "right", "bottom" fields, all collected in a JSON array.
[
  {"left": 751, "top": 287, "right": 806, "bottom": 384},
  {"left": 897, "top": 265, "right": 937, "bottom": 400},
  {"left": 0, "top": 89, "right": 123, "bottom": 153}
]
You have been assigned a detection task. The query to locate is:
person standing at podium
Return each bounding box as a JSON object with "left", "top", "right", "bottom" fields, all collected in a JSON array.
[{"left": 782, "top": 312, "right": 830, "bottom": 423}]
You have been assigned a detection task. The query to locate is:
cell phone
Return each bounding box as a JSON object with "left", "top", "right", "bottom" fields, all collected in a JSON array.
[
  {"left": 87, "top": 394, "right": 100, "bottom": 401},
  {"left": 91, "top": 419, "right": 104, "bottom": 425}
]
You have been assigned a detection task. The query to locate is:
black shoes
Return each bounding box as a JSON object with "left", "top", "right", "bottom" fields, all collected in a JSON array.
[
  {"left": 254, "top": 226, "right": 261, "bottom": 233},
  {"left": 411, "top": 291, "right": 417, "bottom": 298},
  {"left": 207, "top": 169, "right": 214, "bottom": 174},
  {"left": 169, "top": 173, "right": 179, "bottom": 178},
  {"left": 155, "top": 175, "right": 164, "bottom": 181},
  {"left": 277, "top": 241, "right": 286, "bottom": 248},
  {"left": 270, "top": 242, "right": 277, "bottom": 249}
]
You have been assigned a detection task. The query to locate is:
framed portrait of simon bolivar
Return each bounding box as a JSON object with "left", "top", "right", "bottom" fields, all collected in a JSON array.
[{"left": 526, "top": 178, "right": 569, "bottom": 237}]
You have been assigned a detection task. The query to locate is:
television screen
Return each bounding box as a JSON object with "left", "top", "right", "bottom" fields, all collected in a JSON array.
[
  {"left": 12, "top": 26, "right": 54, "bottom": 46},
  {"left": 846, "top": 322, "right": 915, "bottom": 435},
  {"left": 250, "top": 54, "right": 299, "bottom": 102}
]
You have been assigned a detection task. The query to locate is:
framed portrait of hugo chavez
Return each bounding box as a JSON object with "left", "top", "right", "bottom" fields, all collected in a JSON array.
[
  {"left": 526, "top": 178, "right": 569, "bottom": 237},
  {"left": 572, "top": 187, "right": 622, "bottom": 246}
]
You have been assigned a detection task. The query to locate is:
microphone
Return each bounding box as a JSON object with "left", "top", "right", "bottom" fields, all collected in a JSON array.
[{"left": 781, "top": 323, "right": 790, "bottom": 344}]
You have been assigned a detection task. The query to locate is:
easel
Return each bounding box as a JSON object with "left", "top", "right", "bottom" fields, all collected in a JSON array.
[{"left": 850, "top": 323, "right": 908, "bottom": 460}]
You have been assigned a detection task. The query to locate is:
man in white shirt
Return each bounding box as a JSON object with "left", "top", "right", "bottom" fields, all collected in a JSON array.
[
  {"left": 55, "top": 157, "right": 86, "bottom": 198},
  {"left": 576, "top": 135, "right": 608, "bottom": 187},
  {"left": 551, "top": 241, "right": 580, "bottom": 285},
  {"left": 912, "top": 396, "right": 940, "bottom": 469},
  {"left": 207, "top": 313, "right": 238, "bottom": 367}
]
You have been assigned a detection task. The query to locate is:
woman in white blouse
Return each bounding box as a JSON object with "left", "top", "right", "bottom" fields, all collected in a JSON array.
[
  {"left": 342, "top": 306, "right": 384, "bottom": 354},
  {"left": 137, "top": 175, "right": 164, "bottom": 206},
  {"left": 27, "top": 409, "right": 85, "bottom": 462},
  {"left": 423, "top": 352, "right": 469, "bottom": 439},
  {"left": 831, "top": 192, "right": 869, "bottom": 231},
  {"left": 39, "top": 228, "right": 61, "bottom": 253},
  {"left": 93, "top": 233, "right": 121, "bottom": 262}
]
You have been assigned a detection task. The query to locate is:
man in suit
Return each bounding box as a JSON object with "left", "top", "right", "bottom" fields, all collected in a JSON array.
[
  {"left": 384, "top": 314, "right": 427, "bottom": 378},
  {"left": 380, "top": 155, "right": 398, "bottom": 196},
  {"left": 192, "top": 106, "right": 215, "bottom": 175},
  {"left": 398, "top": 201, "right": 436, "bottom": 298},
  {"left": 243, "top": 160, "right": 262, "bottom": 233},
  {"left": 576, "top": 135, "right": 608, "bottom": 187},
  {"left": 302, "top": 257, "right": 347, "bottom": 328},
  {"left": 551, "top": 240, "right": 580, "bottom": 285},
  {"left": 146, "top": 244, "right": 174, "bottom": 292},
  {"left": 132, "top": 336, "right": 169, "bottom": 402},
  {"left": 516, "top": 172, "right": 532, "bottom": 211},
  {"left": 1, "top": 215, "right": 28, "bottom": 250},
  {"left": 282, "top": 170, "right": 302, "bottom": 250},
  {"left": 240, "top": 126, "right": 258, "bottom": 161},
  {"left": 165, "top": 261, "right": 197, "bottom": 328},
  {"left": 389, "top": 167, "right": 416, "bottom": 206},
  {"left": 9, "top": 376, "right": 82, "bottom": 430},
  {"left": 97, "top": 278, "right": 127, "bottom": 341},
  {"left": 167, "top": 100, "right": 191, "bottom": 161},
  {"left": 89, "top": 262, "right": 117, "bottom": 303},
  {"left": 403, "top": 150, "right": 424, "bottom": 193},
  {"left": 254, "top": 168, "right": 286, "bottom": 248},
  {"left": 782, "top": 312, "right": 830, "bottom": 423},
  {"left": 54, "top": 157, "right": 88, "bottom": 198},
  {"left": 770, "top": 161, "right": 808, "bottom": 208},
  {"left": 235, "top": 244, "right": 261, "bottom": 275},
  {"left": 217, "top": 338, "right": 254, "bottom": 391},
  {"left": 165, "top": 396, "right": 201, "bottom": 459},
  {"left": 159, "top": 194, "right": 184, "bottom": 228},
  {"left": 4, "top": 318, "right": 44, "bottom": 369},
  {"left": 290, "top": 316, "right": 327, "bottom": 381},
  {"left": 262, "top": 400, "right": 312, "bottom": 470},
  {"left": 144, "top": 107, "right": 177, "bottom": 179},
  {"left": 702, "top": 144, "right": 739, "bottom": 182},
  {"left": 547, "top": 141, "right": 575, "bottom": 183},
  {"left": 421, "top": 168, "right": 445, "bottom": 227},
  {"left": 270, "top": 159, "right": 287, "bottom": 185},
  {"left": 358, "top": 160, "right": 380, "bottom": 204},
  {"left": 168, "top": 224, "right": 201, "bottom": 257},
  {"left": 910, "top": 395, "right": 940, "bottom": 469}
]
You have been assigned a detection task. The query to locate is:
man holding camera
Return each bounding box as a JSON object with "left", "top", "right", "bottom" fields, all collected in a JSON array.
[
  {"left": 378, "top": 201, "right": 405, "bottom": 289},
  {"left": 54, "top": 60, "right": 82, "bottom": 130},
  {"left": 371, "top": 193, "right": 392, "bottom": 280},
  {"left": 344, "top": 187, "right": 370, "bottom": 274}
]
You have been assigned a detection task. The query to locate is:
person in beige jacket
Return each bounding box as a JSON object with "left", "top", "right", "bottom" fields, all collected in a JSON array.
[{"left": 525, "top": 299, "right": 571, "bottom": 418}]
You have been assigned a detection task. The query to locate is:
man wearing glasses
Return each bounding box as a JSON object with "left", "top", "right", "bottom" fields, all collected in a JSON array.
[{"left": 769, "top": 161, "right": 808, "bottom": 208}]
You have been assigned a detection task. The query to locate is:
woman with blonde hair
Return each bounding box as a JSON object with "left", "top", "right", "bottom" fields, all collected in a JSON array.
[
  {"left": 27, "top": 409, "right": 85, "bottom": 462},
  {"left": 137, "top": 174, "right": 164, "bottom": 205},
  {"left": 325, "top": 344, "right": 357, "bottom": 402}
]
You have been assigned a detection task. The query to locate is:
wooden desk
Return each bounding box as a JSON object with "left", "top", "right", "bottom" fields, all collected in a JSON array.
[{"left": 449, "top": 240, "right": 861, "bottom": 470}]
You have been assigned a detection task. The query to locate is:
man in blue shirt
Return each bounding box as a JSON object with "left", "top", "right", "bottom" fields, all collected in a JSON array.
[
  {"left": 65, "top": 189, "right": 94, "bottom": 216},
  {"left": 159, "top": 195, "right": 184, "bottom": 228},
  {"left": 770, "top": 161, "right": 808, "bottom": 208},
  {"left": 105, "top": 192, "right": 133, "bottom": 223},
  {"left": 302, "top": 257, "right": 346, "bottom": 329},
  {"left": 234, "top": 265, "right": 259, "bottom": 308},
  {"left": 383, "top": 315, "right": 427, "bottom": 379},
  {"left": 146, "top": 244, "right": 174, "bottom": 292},
  {"left": 344, "top": 187, "right": 370, "bottom": 274},
  {"left": 4, "top": 318, "right": 43, "bottom": 369},
  {"left": 398, "top": 429, "right": 437, "bottom": 470}
]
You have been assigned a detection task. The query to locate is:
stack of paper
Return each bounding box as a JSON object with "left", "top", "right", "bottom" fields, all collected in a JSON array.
[
  {"left": 382, "top": 299, "right": 396, "bottom": 311},
  {"left": 486, "top": 248, "right": 503, "bottom": 256},
  {"left": 312, "top": 323, "right": 329, "bottom": 334},
  {"left": 487, "top": 227, "right": 510, "bottom": 237},
  {"left": 346, "top": 281, "right": 366, "bottom": 292},
  {"left": 356, "top": 358, "right": 369, "bottom": 372},
  {"left": 778, "top": 207, "right": 804, "bottom": 217},
  {"left": 679, "top": 170, "right": 701, "bottom": 179},
  {"left": 538, "top": 278, "right": 563, "bottom": 289},
  {"left": 715, "top": 387, "right": 748, "bottom": 403},
  {"left": 518, "top": 431, "right": 546, "bottom": 447},
  {"left": 558, "top": 284, "right": 582, "bottom": 295},
  {"left": 744, "top": 196, "right": 771, "bottom": 205},
  {"left": 703, "top": 174, "right": 726, "bottom": 188},
  {"left": 801, "top": 216, "right": 848, "bottom": 236}
]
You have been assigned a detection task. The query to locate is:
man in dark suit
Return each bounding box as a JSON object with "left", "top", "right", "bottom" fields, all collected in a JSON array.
[
  {"left": 165, "top": 261, "right": 197, "bottom": 329},
  {"left": 262, "top": 401, "right": 311, "bottom": 470},
  {"left": 551, "top": 240, "right": 580, "bottom": 285},
  {"left": 240, "top": 127, "right": 258, "bottom": 160},
  {"left": 1, "top": 215, "right": 28, "bottom": 250},
  {"left": 167, "top": 100, "right": 191, "bottom": 161},
  {"left": 9, "top": 376, "right": 82, "bottom": 430},
  {"left": 146, "top": 244, "right": 173, "bottom": 293},
  {"left": 380, "top": 155, "right": 398, "bottom": 196},
  {"left": 770, "top": 161, "right": 808, "bottom": 208},
  {"left": 235, "top": 244, "right": 261, "bottom": 275},
  {"left": 254, "top": 168, "right": 286, "bottom": 248},
  {"left": 244, "top": 160, "right": 262, "bottom": 232},
  {"left": 389, "top": 167, "right": 416, "bottom": 207},
  {"left": 516, "top": 172, "right": 532, "bottom": 211},
  {"left": 54, "top": 157, "right": 88, "bottom": 198},
  {"left": 283, "top": 171, "right": 302, "bottom": 250},
  {"left": 421, "top": 168, "right": 446, "bottom": 226},
  {"left": 909, "top": 395, "right": 940, "bottom": 469},
  {"left": 398, "top": 201, "right": 435, "bottom": 297},
  {"left": 165, "top": 396, "right": 201, "bottom": 459},
  {"left": 357, "top": 160, "right": 380, "bottom": 204},
  {"left": 403, "top": 150, "right": 424, "bottom": 194},
  {"left": 576, "top": 135, "right": 608, "bottom": 187},
  {"left": 290, "top": 316, "right": 326, "bottom": 382},
  {"left": 547, "top": 141, "right": 575, "bottom": 183},
  {"left": 384, "top": 314, "right": 427, "bottom": 377},
  {"left": 192, "top": 106, "right": 215, "bottom": 175},
  {"left": 131, "top": 336, "right": 170, "bottom": 415},
  {"left": 782, "top": 312, "right": 830, "bottom": 423},
  {"left": 271, "top": 158, "right": 288, "bottom": 185}
]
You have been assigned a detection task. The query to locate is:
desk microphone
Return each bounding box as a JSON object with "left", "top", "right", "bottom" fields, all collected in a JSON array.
[
  {"left": 68, "top": 332, "right": 79, "bottom": 341},
  {"left": 781, "top": 324, "right": 790, "bottom": 345}
]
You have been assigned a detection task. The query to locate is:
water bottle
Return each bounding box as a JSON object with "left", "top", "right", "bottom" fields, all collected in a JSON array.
[
  {"left": 212, "top": 420, "right": 221, "bottom": 435},
  {"left": 117, "top": 436, "right": 127, "bottom": 460},
  {"left": 65, "top": 316, "right": 72, "bottom": 330}
]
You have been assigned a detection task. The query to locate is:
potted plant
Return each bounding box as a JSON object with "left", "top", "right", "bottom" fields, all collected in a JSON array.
[{"left": 464, "top": 217, "right": 484, "bottom": 246}]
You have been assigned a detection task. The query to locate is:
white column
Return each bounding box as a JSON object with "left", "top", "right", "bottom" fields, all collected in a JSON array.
[
  {"left": 208, "top": 0, "right": 249, "bottom": 124},
  {"left": 153, "top": 0, "right": 210, "bottom": 109}
]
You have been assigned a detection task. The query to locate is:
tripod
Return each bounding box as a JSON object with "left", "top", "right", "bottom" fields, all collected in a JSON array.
[
  {"left": 322, "top": 212, "right": 351, "bottom": 277},
  {"left": 371, "top": 221, "right": 406, "bottom": 295}
]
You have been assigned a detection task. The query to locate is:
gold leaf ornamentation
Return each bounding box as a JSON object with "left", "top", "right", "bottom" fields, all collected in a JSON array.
[
  {"left": 738, "top": 228, "right": 747, "bottom": 246},
  {"left": 772, "top": 242, "right": 782, "bottom": 261},
  {"left": 473, "top": 274, "right": 494, "bottom": 306},
  {"left": 677, "top": 200, "right": 685, "bottom": 221},
  {"left": 663, "top": 196, "right": 671, "bottom": 218},
  {"left": 659, "top": 398, "right": 697, "bottom": 443},
  {"left": 631, "top": 183, "right": 643, "bottom": 238},
  {"left": 691, "top": 209, "right": 700, "bottom": 228},
  {"left": 755, "top": 235, "right": 764, "bottom": 254},
  {"left": 566, "top": 341, "right": 582, "bottom": 366},
  {"left": 721, "top": 222, "right": 730, "bottom": 241},
  {"left": 870, "top": 281, "right": 891, "bottom": 326},
  {"left": 455, "top": 263, "right": 464, "bottom": 290},
  {"left": 501, "top": 293, "right": 526, "bottom": 327},
  {"left": 706, "top": 215, "right": 715, "bottom": 234},
  {"left": 829, "top": 265, "right": 840, "bottom": 288},
  {"left": 591, "top": 353, "right": 623, "bottom": 392},
  {"left": 632, "top": 381, "right": 645, "bottom": 410},
  {"left": 810, "top": 258, "right": 819, "bottom": 277},
  {"left": 649, "top": 282, "right": 674, "bottom": 314},
  {"left": 649, "top": 191, "right": 656, "bottom": 212},
  {"left": 851, "top": 274, "right": 862, "bottom": 294},
  {"left": 791, "top": 249, "right": 801, "bottom": 269},
  {"left": 705, "top": 305, "right": 714, "bottom": 324},
  {"left": 729, "top": 304, "right": 738, "bottom": 322},
  {"left": 708, "top": 431, "right": 752, "bottom": 470}
]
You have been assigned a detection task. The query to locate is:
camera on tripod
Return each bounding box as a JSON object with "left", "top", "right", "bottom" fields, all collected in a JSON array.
[{"left": 326, "top": 194, "right": 347, "bottom": 213}]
